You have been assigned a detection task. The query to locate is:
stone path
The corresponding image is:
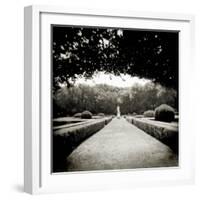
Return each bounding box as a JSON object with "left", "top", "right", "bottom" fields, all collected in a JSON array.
[{"left": 66, "top": 117, "right": 178, "bottom": 171}]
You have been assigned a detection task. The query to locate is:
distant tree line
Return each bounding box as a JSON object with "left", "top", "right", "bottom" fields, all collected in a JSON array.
[{"left": 53, "top": 82, "right": 177, "bottom": 118}]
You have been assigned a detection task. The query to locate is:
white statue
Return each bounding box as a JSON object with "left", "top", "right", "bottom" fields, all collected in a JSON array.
[{"left": 117, "top": 105, "right": 120, "bottom": 118}]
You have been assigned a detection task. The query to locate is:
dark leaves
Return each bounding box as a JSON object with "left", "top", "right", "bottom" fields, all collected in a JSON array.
[{"left": 53, "top": 26, "right": 178, "bottom": 90}]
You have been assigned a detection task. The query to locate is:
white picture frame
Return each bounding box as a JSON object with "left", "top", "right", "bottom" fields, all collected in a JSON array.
[{"left": 24, "top": 5, "right": 195, "bottom": 194}]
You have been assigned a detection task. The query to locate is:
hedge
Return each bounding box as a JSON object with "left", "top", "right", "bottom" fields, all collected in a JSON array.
[
  {"left": 126, "top": 117, "right": 178, "bottom": 153},
  {"left": 98, "top": 113, "right": 105, "bottom": 117},
  {"left": 81, "top": 111, "right": 92, "bottom": 119},
  {"left": 143, "top": 110, "right": 155, "bottom": 118},
  {"left": 73, "top": 113, "right": 82, "bottom": 118},
  {"left": 53, "top": 117, "right": 112, "bottom": 172}
]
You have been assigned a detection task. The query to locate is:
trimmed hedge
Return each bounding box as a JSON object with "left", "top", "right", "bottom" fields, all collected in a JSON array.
[
  {"left": 105, "top": 116, "right": 112, "bottom": 125},
  {"left": 126, "top": 117, "right": 178, "bottom": 153},
  {"left": 135, "top": 115, "right": 143, "bottom": 118},
  {"left": 53, "top": 117, "right": 112, "bottom": 172},
  {"left": 155, "top": 104, "right": 175, "bottom": 122},
  {"left": 143, "top": 110, "right": 155, "bottom": 118},
  {"left": 73, "top": 113, "right": 82, "bottom": 118},
  {"left": 81, "top": 111, "right": 92, "bottom": 119},
  {"left": 98, "top": 113, "right": 105, "bottom": 117}
]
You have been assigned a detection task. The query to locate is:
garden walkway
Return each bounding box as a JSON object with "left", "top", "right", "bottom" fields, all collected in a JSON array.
[{"left": 66, "top": 117, "right": 178, "bottom": 171}]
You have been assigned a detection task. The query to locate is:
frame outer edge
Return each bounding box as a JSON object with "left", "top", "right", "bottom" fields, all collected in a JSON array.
[
  {"left": 29, "top": 4, "right": 194, "bottom": 21},
  {"left": 24, "top": 6, "right": 33, "bottom": 194},
  {"left": 189, "top": 15, "right": 195, "bottom": 184},
  {"left": 24, "top": 5, "right": 195, "bottom": 194},
  {"left": 24, "top": 5, "right": 41, "bottom": 194}
]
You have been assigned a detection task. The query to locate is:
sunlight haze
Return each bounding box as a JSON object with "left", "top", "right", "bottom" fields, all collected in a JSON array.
[{"left": 75, "top": 71, "right": 150, "bottom": 88}]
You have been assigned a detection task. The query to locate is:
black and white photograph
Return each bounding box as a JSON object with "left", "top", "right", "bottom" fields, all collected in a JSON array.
[{"left": 52, "top": 25, "right": 179, "bottom": 173}]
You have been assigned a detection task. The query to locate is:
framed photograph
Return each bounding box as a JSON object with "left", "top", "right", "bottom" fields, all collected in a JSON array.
[{"left": 24, "top": 5, "right": 195, "bottom": 194}]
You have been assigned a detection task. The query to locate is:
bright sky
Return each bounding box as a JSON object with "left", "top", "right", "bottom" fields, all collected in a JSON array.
[{"left": 75, "top": 71, "right": 150, "bottom": 88}]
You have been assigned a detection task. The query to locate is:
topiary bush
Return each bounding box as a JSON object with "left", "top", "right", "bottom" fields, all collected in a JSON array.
[
  {"left": 98, "top": 113, "right": 105, "bottom": 117},
  {"left": 81, "top": 111, "right": 92, "bottom": 119},
  {"left": 135, "top": 115, "right": 143, "bottom": 118},
  {"left": 73, "top": 113, "right": 82, "bottom": 118},
  {"left": 155, "top": 104, "right": 175, "bottom": 122},
  {"left": 143, "top": 110, "right": 155, "bottom": 118}
]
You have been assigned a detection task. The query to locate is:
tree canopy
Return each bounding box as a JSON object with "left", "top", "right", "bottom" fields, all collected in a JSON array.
[{"left": 53, "top": 26, "right": 178, "bottom": 91}]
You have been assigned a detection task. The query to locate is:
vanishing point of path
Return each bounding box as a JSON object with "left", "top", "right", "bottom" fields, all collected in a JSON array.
[{"left": 66, "top": 118, "right": 178, "bottom": 171}]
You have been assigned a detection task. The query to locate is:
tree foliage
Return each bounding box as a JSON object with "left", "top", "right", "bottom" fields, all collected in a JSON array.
[{"left": 53, "top": 26, "right": 178, "bottom": 90}]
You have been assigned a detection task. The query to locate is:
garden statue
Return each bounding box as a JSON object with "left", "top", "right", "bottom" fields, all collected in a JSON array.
[{"left": 117, "top": 105, "right": 121, "bottom": 118}]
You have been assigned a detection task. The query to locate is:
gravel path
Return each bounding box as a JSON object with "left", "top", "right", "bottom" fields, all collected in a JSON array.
[{"left": 66, "top": 117, "right": 178, "bottom": 171}]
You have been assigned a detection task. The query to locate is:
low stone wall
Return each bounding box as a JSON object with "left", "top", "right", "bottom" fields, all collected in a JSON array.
[
  {"left": 126, "top": 117, "right": 178, "bottom": 154},
  {"left": 53, "top": 117, "right": 112, "bottom": 172}
]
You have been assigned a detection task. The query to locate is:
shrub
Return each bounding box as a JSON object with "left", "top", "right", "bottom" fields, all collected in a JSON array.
[
  {"left": 53, "top": 118, "right": 106, "bottom": 172},
  {"left": 155, "top": 104, "right": 175, "bottom": 122},
  {"left": 73, "top": 113, "right": 82, "bottom": 118},
  {"left": 81, "top": 111, "right": 92, "bottom": 119},
  {"left": 130, "top": 117, "right": 178, "bottom": 153},
  {"left": 98, "top": 113, "right": 105, "bottom": 117},
  {"left": 143, "top": 110, "right": 155, "bottom": 117},
  {"left": 135, "top": 115, "right": 143, "bottom": 118}
]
